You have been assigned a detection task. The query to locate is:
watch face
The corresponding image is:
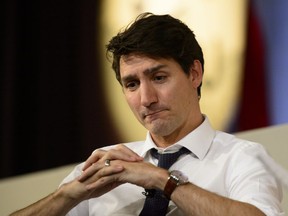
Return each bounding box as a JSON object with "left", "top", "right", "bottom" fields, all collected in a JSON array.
[{"left": 171, "top": 170, "right": 189, "bottom": 184}]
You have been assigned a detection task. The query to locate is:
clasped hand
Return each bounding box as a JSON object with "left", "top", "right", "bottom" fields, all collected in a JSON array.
[{"left": 60, "top": 145, "right": 166, "bottom": 203}]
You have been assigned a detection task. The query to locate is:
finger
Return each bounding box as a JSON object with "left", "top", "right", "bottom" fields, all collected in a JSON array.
[
  {"left": 110, "top": 144, "right": 143, "bottom": 162},
  {"left": 86, "top": 174, "right": 122, "bottom": 192},
  {"left": 79, "top": 163, "right": 101, "bottom": 182},
  {"left": 79, "top": 160, "right": 124, "bottom": 182},
  {"left": 82, "top": 145, "right": 143, "bottom": 171},
  {"left": 82, "top": 149, "right": 107, "bottom": 171}
]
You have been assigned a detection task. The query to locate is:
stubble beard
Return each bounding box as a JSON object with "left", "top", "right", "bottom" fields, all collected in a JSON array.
[{"left": 144, "top": 117, "right": 180, "bottom": 137}]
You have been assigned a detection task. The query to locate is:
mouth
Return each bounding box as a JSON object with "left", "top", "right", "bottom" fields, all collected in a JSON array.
[{"left": 143, "top": 109, "right": 166, "bottom": 119}]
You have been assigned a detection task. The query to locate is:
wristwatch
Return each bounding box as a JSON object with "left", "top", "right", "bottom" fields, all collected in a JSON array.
[{"left": 164, "top": 170, "right": 189, "bottom": 199}]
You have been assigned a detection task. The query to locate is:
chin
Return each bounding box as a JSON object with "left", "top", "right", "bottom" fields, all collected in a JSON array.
[
  {"left": 148, "top": 124, "right": 175, "bottom": 137},
  {"left": 144, "top": 117, "right": 180, "bottom": 135}
]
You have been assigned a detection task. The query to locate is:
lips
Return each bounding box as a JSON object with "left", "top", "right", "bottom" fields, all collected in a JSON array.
[{"left": 142, "top": 109, "right": 166, "bottom": 119}]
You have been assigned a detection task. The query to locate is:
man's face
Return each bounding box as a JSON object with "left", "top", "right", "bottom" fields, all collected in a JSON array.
[{"left": 119, "top": 54, "right": 202, "bottom": 141}]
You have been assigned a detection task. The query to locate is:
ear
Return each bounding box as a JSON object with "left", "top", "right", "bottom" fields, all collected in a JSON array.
[{"left": 189, "top": 60, "right": 203, "bottom": 89}]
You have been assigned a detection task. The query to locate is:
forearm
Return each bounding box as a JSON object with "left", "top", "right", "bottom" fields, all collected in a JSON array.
[
  {"left": 171, "top": 183, "right": 265, "bottom": 216},
  {"left": 9, "top": 158, "right": 127, "bottom": 216},
  {"left": 10, "top": 187, "right": 78, "bottom": 216}
]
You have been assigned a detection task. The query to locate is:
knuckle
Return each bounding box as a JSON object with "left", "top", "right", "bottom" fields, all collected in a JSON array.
[
  {"left": 105, "top": 150, "right": 114, "bottom": 159},
  {"left": 114, "top": 144, "right": 125, "bottom": 150},
  {"left": 92, "top": 149, "right": 100, "bottom": 155}
]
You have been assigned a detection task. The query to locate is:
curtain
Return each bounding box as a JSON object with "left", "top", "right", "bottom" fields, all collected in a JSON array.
[
  {"left": 234, "top": 2, "right": 270, "bottom": 131},
  {"left": 1, "top": 0, "right": 120, "bottom": 178}
]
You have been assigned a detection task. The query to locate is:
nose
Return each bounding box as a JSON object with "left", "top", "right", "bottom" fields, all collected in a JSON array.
[{"left": 140, "top": 83, "right": 158, "bottom": 107}]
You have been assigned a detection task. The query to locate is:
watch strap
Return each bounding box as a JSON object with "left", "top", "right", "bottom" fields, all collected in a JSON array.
[{"left": 163, "top": 174, "right": 178, "bottom": 199}]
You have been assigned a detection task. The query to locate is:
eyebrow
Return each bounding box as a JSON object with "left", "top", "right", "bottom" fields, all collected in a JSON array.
[{"left": 121, "top": 64, "right": 167, "bottom": 85}]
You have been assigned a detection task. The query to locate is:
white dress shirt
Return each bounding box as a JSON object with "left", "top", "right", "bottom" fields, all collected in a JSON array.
[{"left": 62, "top": 117, "right": 284, "bottom": 216}]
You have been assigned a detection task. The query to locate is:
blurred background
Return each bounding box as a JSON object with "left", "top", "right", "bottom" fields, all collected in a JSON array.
[{"left": 1, "top": 0, "right": 288, "bottom": 179}]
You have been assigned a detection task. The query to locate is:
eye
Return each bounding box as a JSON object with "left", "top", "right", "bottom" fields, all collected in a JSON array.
[
  {"left": 153, "top": 75, "right": 167, "bottom": 83},
  {"left": 125, "top": 81, "right": 139, "bottom": 91}
]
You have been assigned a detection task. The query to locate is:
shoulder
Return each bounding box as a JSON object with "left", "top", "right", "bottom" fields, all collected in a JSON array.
[
  {"left": 212, "top": 131, "right": 272, "bottom": 175},
  {"left": 207, "top": 130, "right": 269, "bottom": 165},
  {"left": 213, "top": 130, "right": 266, "bottom": 152}
]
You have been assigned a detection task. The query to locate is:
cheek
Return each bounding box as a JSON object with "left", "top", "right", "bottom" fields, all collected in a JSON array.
[
  {"left": 125, "top": 94, "right": 140, "bottom": 113},
  {"left": 163, "top": 82, "right": 189, "bottom": 100},
  {"left": 166, "top": 85, "right": 194, "bottom": 108}
]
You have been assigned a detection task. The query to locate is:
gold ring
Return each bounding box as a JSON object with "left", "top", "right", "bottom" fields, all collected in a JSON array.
[{"left": 104, "top": 159, "right": 111, "bottom": 167}]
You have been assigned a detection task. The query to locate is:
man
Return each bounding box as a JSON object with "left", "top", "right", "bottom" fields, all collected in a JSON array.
[{"left": 11, "top": 13, "right": 283, "bottom": 216}]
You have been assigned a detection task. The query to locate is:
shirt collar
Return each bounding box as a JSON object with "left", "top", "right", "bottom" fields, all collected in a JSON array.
[{"left": 140, "top": 116, "right": 215, "bottom": 160}]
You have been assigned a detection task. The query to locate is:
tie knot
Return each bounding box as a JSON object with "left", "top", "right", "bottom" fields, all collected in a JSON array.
[{"left": 150, "top": 147, "right": 190, "bottom": 169}]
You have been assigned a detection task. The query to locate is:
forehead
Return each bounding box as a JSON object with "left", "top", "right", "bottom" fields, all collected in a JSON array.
[
  {"left": 119, "top": 54, "right": 177, "bottom": 75},
  {"left": 120, "top": 54, "right": 157, "bottom": 67}
]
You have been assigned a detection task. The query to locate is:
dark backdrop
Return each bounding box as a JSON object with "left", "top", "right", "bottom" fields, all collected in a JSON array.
[
  {"left": 1, "top": 0, "right": 120, "bottom": 178},
  {"left": 1, "top": 1, "right": 269, "bottom": 179}
]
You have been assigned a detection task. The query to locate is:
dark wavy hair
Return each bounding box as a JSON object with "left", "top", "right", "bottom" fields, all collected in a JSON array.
[{"left": 106, "top": 12, "right": 204, "bottom": 96}]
